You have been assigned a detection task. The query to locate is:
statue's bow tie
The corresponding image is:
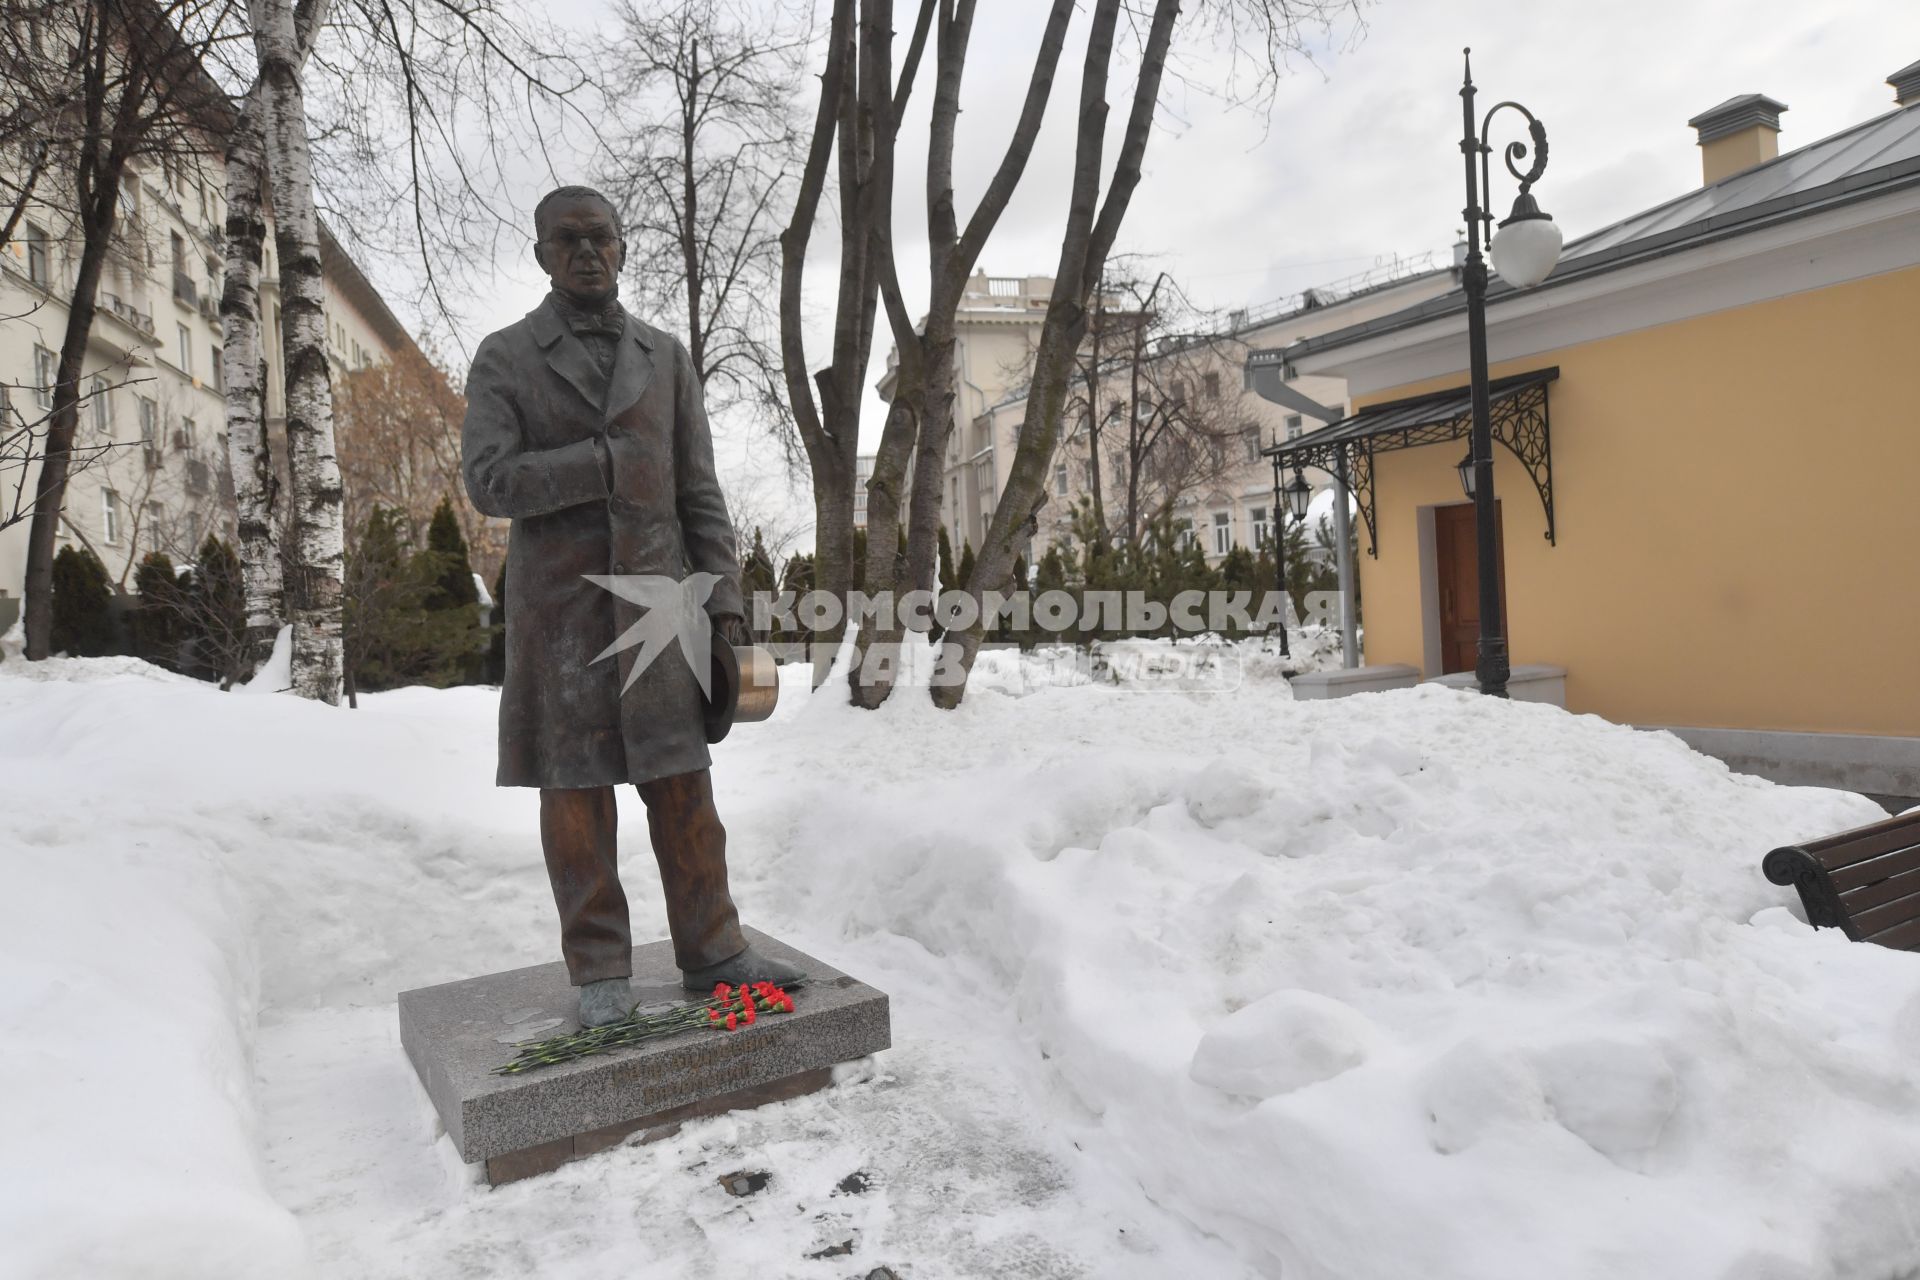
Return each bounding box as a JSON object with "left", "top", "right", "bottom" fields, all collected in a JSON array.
[{"left": 568, "top": 315, "right": 624, "bottom": 339}]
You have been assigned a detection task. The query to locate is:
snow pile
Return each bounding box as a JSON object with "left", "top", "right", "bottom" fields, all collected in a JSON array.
[
  {"left": 0, "top": 664, "right": 308, "bottom": 1279},
  {"left": 971, "top": 630, "right": 1344, "bottom": 699},
  {"left": 2, "top": 646, "right": 1915, "bottom": 1279},
  {"left": 759, "top": 670, "right": 1916, "bottom": 1279},
  {"left": 242, "top": 625, "right": 292, "bottom": 694}
]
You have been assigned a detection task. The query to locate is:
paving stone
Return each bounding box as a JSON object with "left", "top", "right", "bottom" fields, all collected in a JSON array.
[{"left": 398, "top": 928, "right": 890, "bottom": 1173}]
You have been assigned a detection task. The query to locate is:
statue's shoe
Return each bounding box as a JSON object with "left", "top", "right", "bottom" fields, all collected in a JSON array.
[
  {"left": 578, "top": 976, "right": 635, "bottom": 1028},
  {"left": 681, "top": 944, "right": 806, "bottom": 992}
]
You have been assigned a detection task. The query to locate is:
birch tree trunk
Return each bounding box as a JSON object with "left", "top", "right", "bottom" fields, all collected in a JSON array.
[
  {"left": 220, "top": 87, "right": 284, "bottom": 672},
  {"left": 251, "top": 0, "right": 343, "bottom": 702}
]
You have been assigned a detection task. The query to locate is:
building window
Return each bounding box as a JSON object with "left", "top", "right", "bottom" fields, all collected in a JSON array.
[
  {"left": 1212, "top": 511, "right": 1232, "bottom": 555},
  {"left": 177, "top": 323, "right": 192, "bottom": 375},
  {"left": 1244, "top": 424, "right": 1261, "bottom": 462},
  {"left": 1173, "top": 517, "right": 1195, "bottom": 550},
  {"left": 187, "top": 511, "right": 201, "bottom": 550},
  {"left": 209, "top": 346, "right": 222, "bottom": 392},
  {"left": 89, "top": 376, "right": 110, "bottom": 435},
  {"left": 102, "top": 489, "right": 120, "bottom": 544},
  {"left": 1285, "top": 413, "right": 1303, "bottom": 441},
  {"left": 25, "top": 222, "right": 50, "bottom": 288},
  {"left": 1168, "top": 380, "right": 1187, "bottom": 406},
  {"left": 1249, "top": 506, "right": 1271, "bottom": 549},
  {"left": 147, "top": 501, "right": 164, "bottom": 549},
  {"left": 1203, "top": 371, "right": 1221, "bottom": 399},
  {"left": 34, "top": 345, "right": 57, "bottom": 408},
  {"left": 179, "top": 417, "right": 195, "bottom": 451},
  {"left": 1054, "top": 464, "right": 1068, "bottom": 497},
  {"left": 139, "top": 397, "right": 158, "bottom": 467}
]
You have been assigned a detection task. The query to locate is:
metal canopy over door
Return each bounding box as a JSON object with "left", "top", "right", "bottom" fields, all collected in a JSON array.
[{"left": 1435, "top": 501, "right": 1505, "bottom": 675}]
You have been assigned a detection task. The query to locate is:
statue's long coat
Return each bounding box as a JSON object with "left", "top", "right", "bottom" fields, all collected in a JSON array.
[{"left": 461, "top": 298, "right": 743, "bottom": 789}]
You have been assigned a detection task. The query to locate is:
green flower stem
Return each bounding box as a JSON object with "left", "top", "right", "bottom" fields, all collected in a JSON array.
[{"left": 493, "top": 981, "right": 805, "bottom": 1075}]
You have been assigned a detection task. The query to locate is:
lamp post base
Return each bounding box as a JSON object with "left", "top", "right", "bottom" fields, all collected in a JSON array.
[{"left": 1476, "top": 635, "right": 1511, "bottom": 698}]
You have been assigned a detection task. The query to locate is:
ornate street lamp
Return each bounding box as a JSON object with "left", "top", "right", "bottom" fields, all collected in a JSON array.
[
  {"left": 1456, "top": 450, "right": 1476, "bottom": 501},
  {"left": 1459, "top": 48, "right": 1561, "bottom": 696},
  {"left": 1284, "top": 468, "right": 1313, "bottom": 523},
  {"left": 1271, "top": 466, "right": 1312, "bottom": 657},
  {"left": 1270, "top": 460, "right": 1290, "bottom": 658}
]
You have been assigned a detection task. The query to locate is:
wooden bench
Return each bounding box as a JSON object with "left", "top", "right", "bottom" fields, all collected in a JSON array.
[{"left": 1764, "top": 809, "right": 1920, "bottom": 950}]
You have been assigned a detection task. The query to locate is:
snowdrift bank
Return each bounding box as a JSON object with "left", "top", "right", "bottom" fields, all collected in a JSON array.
[
  {"left": 757, "top": 665, "right": 1914, "bottom": 1279},
  {"left": 1, "top": 649, "right": 1913, "bottom": 1279},
  {"left": 0, "top": 664, "right": 309, "bottom": 1279}
]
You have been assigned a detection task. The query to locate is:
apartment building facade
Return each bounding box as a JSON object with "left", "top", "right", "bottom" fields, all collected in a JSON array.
[{"left": 0, "top": 145, "right": 416, "bottom": 632}]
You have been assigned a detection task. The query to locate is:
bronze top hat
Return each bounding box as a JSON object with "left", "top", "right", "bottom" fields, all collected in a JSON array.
[{"left": 704, "top": 635, "right": 779, "bottom": 743}]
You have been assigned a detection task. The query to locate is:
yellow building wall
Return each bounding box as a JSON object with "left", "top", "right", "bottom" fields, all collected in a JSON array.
[{"left": 1358, "top": 264, "right": 1920, "bottom": 737}]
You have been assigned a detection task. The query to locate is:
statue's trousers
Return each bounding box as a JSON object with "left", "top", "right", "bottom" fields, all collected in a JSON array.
[{"left": 537, "top": 769, "right": 748, "bottom": 984}]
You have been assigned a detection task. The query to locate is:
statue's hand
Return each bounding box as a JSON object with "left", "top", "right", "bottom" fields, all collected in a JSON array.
[{"left": 715, "top": 613, "right": 750, "bottom": 648}]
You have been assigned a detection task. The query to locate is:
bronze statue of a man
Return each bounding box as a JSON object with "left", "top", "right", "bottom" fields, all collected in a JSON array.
[{"left": 461, "top": 184, "right": 800, "bottom": 1028}]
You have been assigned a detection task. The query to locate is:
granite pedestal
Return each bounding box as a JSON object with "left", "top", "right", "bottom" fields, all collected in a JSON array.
[{"left": 398, "top": 929, "right": 890, "bottom": 1185}]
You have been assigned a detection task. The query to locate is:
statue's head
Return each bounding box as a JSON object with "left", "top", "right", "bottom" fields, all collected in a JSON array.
[{"left": 533, "top": 185, "right": 625, "bottom": 304}]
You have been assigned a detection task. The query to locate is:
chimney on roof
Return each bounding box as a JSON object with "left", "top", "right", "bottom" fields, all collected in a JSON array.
[
  {"left": 1891, "top": 60, "right": 1920, "bottom": 108},
  {"left": 1688, "top": 94, "right": 1788, "bottom": 185}
]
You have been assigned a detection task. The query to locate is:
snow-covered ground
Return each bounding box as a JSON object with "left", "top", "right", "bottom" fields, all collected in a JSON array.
[{"left": 2, "top": 644, "right": 1916, "bottom": 1280}]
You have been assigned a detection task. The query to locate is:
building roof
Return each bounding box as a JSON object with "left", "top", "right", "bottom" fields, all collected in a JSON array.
[
  {"left": 1227, "top": 258, "right": 1455, "bottom": 341},
  {"left": 1288, "top": 100, "right": 1920, "bottom": 361},
  {"left": 318, "top": 222, "right": 419, "bottom": 358}
]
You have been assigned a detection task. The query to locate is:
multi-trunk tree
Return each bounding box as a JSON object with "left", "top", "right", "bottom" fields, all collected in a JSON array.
[
  {"left": 778, "top": 0, "right": 936, "bottom": 684},
  {"left": 779, "top": 0, "right": 1358, "bottom": 708},
  {"left": 847, "top": 0, "right": 1075, "bottom": 707}
]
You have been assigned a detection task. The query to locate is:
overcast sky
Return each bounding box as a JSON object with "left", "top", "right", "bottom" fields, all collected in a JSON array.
[{"left": 438, "top": 0, "right": 1918, "bottom": 546}]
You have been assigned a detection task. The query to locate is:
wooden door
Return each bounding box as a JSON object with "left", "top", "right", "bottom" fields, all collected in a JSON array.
[{"left": 1435, "top": 501, "right": 1505, "bottom": 675}]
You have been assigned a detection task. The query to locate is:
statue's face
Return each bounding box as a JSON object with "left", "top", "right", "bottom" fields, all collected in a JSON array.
[{"left": 534, "top": 196, "right": 624, "bottom": 302}]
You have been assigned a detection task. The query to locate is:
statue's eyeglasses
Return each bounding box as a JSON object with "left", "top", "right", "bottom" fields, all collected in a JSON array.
[{"left": 539, "top": 230, "right": 621, "bottom": 252}]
